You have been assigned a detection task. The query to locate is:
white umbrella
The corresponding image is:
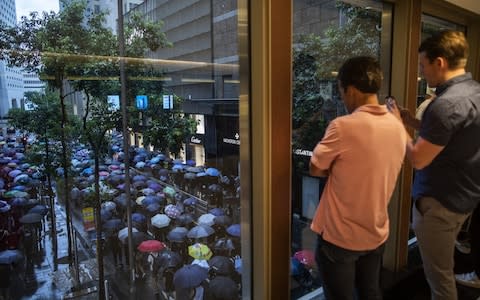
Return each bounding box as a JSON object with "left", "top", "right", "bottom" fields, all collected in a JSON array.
[
  {"left": 136, "top": 196, "right": 146, "bottom": 205},
  {"left": 198, "top": 213, "right": 216, "bottom": 226},
  {"left": 118, "top": 227, "right": 139, "bottom": 243},
  {"left": 151, "top": 213, "right": 171, "bottom": 229}
]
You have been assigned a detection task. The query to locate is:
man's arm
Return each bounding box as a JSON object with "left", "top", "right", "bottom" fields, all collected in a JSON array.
[
  {"left": 406, "top": 136, "right": 444, "bottom": 169},
  {"left": 388, "top": 99, "right": 444, "bottom": 169},
  {"left": 309, "top": 162, "right": 329, "bottom": 177}
]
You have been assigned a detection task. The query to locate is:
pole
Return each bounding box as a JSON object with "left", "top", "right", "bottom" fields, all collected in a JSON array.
[{"left": 117, "top": 0, "right": 136, "bottom": 297}]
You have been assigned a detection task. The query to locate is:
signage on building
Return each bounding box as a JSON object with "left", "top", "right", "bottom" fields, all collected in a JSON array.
[
  {"left": 82, "top": 207, "right": 95, "bottom": 231},
  {"left": 107, "top": 95, "right": 120, "bottom": 111},
  {"left": 136, "top": 95, "right": 148, "bottom": 110},
  {"left": 190, "top": 134, "right": 204, "bottom": 145},
  {"left": 223, "top": 132, "right": 240, "bottom": 146},
  {"left": 163, "top": 95, "right": 173, "bottom": 109},
  {"left": 293, "top": 148, "right": 313, "bottom": 157}
]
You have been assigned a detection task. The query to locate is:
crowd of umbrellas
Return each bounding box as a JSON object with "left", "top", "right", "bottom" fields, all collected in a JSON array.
[
  {"left": 68, "top": 140, "right": 242, "bottom": 299},
  {"left": 0, "top": 137, "right": 49, "bottom": 274}
]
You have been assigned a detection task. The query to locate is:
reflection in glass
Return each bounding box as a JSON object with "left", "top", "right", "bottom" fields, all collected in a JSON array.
[{"left": 291, "top": 1, "right": 390, "bottom": 298}]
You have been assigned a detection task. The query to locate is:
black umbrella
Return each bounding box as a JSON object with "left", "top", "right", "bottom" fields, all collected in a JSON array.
[
  {"left": 157, "top": 249, "right": 183, "bottom": 270},
  {"left": 19, "top": 213, "right": 43, "bottom": 224},
  {"left": 208, "top": 256, "right": 235, "bottom": 276},
  {"left": 132, "top": 231, "right": 152, "bottom": 248},
  {"left": 204, "top": 276, "right": 239, "bottom": 300},
  {"left": 176, "top": 213, "right": 194, "bottom": 226},
  {"left": 173, "top": 264, "right": 209, "bottom": 289}
]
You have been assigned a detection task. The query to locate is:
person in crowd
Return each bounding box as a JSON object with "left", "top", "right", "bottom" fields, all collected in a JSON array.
[
  {"left": 309, "top": 56, "right": 406, "bottom": 300},
  {"left": 106, "top": 233, "right": 122, "bottom": 269},
  {"left": 388, "top": 30, "right": 480, "bottom": 299}
]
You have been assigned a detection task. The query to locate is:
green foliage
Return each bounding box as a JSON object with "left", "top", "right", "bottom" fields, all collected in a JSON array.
[
  {"left": 141, "top": 95, "right": 198, "bottom": 156},
  {"left": 292, "top": 2, "right": 381, "bottom": 173}
]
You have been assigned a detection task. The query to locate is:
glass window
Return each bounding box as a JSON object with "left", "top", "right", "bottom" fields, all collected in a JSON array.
[
  {"left": 5, "top": 0, "right": 247, "bottom": 299},
  {"left": 291, "top": 1, "right": 393, "bottom": 298}
]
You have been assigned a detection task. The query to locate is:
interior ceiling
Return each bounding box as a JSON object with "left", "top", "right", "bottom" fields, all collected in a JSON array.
[{"left": 445, "top": 0, "right": 480, "bottom": 15}]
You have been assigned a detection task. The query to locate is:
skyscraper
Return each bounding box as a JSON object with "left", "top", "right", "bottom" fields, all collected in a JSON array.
[{"left": 0, "top": 0, "right": 24, "bottom": 119}]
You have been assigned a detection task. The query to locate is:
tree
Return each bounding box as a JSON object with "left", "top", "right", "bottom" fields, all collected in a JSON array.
[
  {"left": 138, "top": 95, "right": 197, "bottom": 157},
  {"left": 292, "top": 2, "right": 381, "bottom": 172}
]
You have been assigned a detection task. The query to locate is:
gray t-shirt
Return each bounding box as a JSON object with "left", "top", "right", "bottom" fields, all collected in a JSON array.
[{"left": 413, "top": 73, "right": 480, "bottom": 213}]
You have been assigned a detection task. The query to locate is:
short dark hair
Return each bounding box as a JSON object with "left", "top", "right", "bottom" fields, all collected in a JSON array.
[
  {"left": 337, "top": 56, "right": 383, "bottom": 94},
  {"left": 418, "top": 30, "right": 468, "bottom": 69}
]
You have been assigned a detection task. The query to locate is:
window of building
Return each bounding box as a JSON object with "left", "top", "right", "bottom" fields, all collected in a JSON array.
[{"left": 290, "top": 1, "right": 393, "bottom": 298}]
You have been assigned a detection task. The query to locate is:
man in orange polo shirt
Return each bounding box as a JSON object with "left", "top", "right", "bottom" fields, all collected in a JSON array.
[{"left": 310, "top": 56, "right": 407, "bottom": 300}]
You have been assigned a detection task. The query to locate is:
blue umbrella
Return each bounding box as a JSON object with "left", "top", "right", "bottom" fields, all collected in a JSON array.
[
  {"left": 12, "top": 185, "right": 27, "bottom": 191},
  {"left": 226, "top": 224, "right": 241, "bottom": 237},
  {"left": 0, "top": 201, "right": 10, "bottom": 213},
  {"left": 10, "top": 197, "right": 29, "bottom": 207},
  {"left": 101, "top": 208, "right": 113, "bottom": 222},
  {"left": 187, "top": 225, "right": 215, "bottom": 239},
  {"left": 28, "top": 204, "right": 49, "bottom": 216},
  {"left": 173, "top": 264, "right": 209, "bottom": 289},
  {"left": 103, "top": 218, "right": 124, "bottom": 231},
  {"left": 133, "top": 174, "right": 147, "bottom": 182},
  {"left": 167, "top": 227, "right": 189, "bottom": 242},
  {"left": 209, "top": 208, "right": 225, "bottom": 217},
  {"left": 205, "top": 168, "right": 220, "bottom": 177},
  {"left": 132, "top": 212, "right": 147, "bottom": 223},
  {"left": 146, "top": 203, "right": 161, "bottom": 213},
  {"left": 142, "top": 195, "right": 162, "bottom": 206},
  {"left": 0, "top": 249, "right": 23, "bottom": 264},
  {"left": 183, "top": 198, "right": 197, "bottom": 206}
]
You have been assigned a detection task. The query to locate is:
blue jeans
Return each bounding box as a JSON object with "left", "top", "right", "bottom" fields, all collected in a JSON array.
[{"left": 315, "top": 235, "right": 385, "bottom": 300}]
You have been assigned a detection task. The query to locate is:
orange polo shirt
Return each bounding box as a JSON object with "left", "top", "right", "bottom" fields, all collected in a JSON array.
[{"left": 310, "top": 104, "right": 406, "bottom": 251}]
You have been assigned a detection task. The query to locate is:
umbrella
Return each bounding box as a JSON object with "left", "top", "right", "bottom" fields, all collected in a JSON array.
[
  {"left": 293, "top": 249, "right": 315, "bottom": 268},
  {"left": 187, "top": 225, "right": 215, "bottom": 239},
  {"left": 208, "top": 208, "right": 225, "bottom": 217},
  {"left": 163, "top": 186, "right": 176, "bottom": 198},
  {"left": 141, "top": 188, "right": 155, "bottom": 196},
  {"left": 142, "top": 195, "right": 162, "bottom": 206},
  {"left": 176, "top": 214, "right": 194, "bottom": 226},
  {"left": 227, "top": 224, "right": 241, "bottom": 237},
  {"left": 186, "top": 166, "right": 202, "bottom": 173},
  {"left": 137, "top": 240, "right": 166, "bottom": 253},
  {"left": 157, "top": 250, "right": 183, "bottom": 270},
  {"left": 133, "top": 174, "right": 147, "bottom": 182},
  {"left": 213, "top": 238, "right": 236, "bottom": 253},
  {"left": 28, "top": 204, "right": 49, "bottom": 216},
  {"left": 198, "top": 213, "right": 216, "bottom": 226},
  {"left": 205, "top": 276, "right": 238, "bottom": 300},
  {"left": 100, "top": 208, "right": 113, "bottom": 222},
  {"left": 208, "top": 256, "right": 235, "bottom": 276},
  {"left": 151, "top": 214, "right": 171, "bottom": 229},
  {"left": 173, "top": 264, "right": 209, "bottom": 289},
  {"left": 167, "top": 227, "right": 189, "bottom": 242},
  {"left": 191, "top": 259, "right": 209, "bottom": 269},
  {"left": 205, "top": 168, "right": 220, "bottom": 177},
  {"left": 214, "top": 215, "right": 232, "bottom": 226},
  {"left": 103, "top": 218, "right": 124, "bottom": 231},
  {"left": 10, "top": 197, "right": 29, "bottom": 207},
  {"left": 13, "top": 174, "right": 30, "bottom": 184},
  {"left": 164, "top": 204, "right": 181, "bottom": 219},
  {"left": 145, "top": 203, "right": 161, "bottom": 213},
  {"left": 131, "top": 231, "right": 152, "bottom": 248},
  {"left": 101, "top": 201, "right": 117, "bottom": 212},
  {"left": 183, "top": 197, "right": 197, "bottom": 206},
  {"left": 118, "top": 227, "right": 139, "bottom": 243},
  {"left": 132, "top": 212, "right": 147, "bottom": 224},
  {"left": 0, "top": 249, "right": 23, "bottom": 264},
  {"left": 147, "top": 182, "right": 162, "bottom": 193},
  {"left": 184, "top": 172, "right": 197, "bottom": 180},
  {"left": 136, "top": 196, "right": 146, "bottom": 205},
  {"left": 8, "top": 169, "right": 22, "bottom": 178},
  {"left": 0, "top": 201, "right": 10, "bottom": 213},
  {"left": 19, "top": 213, "right": 43, "bottom": 224}
]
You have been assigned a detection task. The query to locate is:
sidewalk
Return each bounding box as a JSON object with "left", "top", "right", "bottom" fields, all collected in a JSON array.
[{"left": 6, "top": 198, "right": 98, "bottom": 300}]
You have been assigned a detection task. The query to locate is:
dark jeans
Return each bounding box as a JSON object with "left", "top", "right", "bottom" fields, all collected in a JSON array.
[{"left": 315, "top": 235, "right": 385, "bottom": 300}]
